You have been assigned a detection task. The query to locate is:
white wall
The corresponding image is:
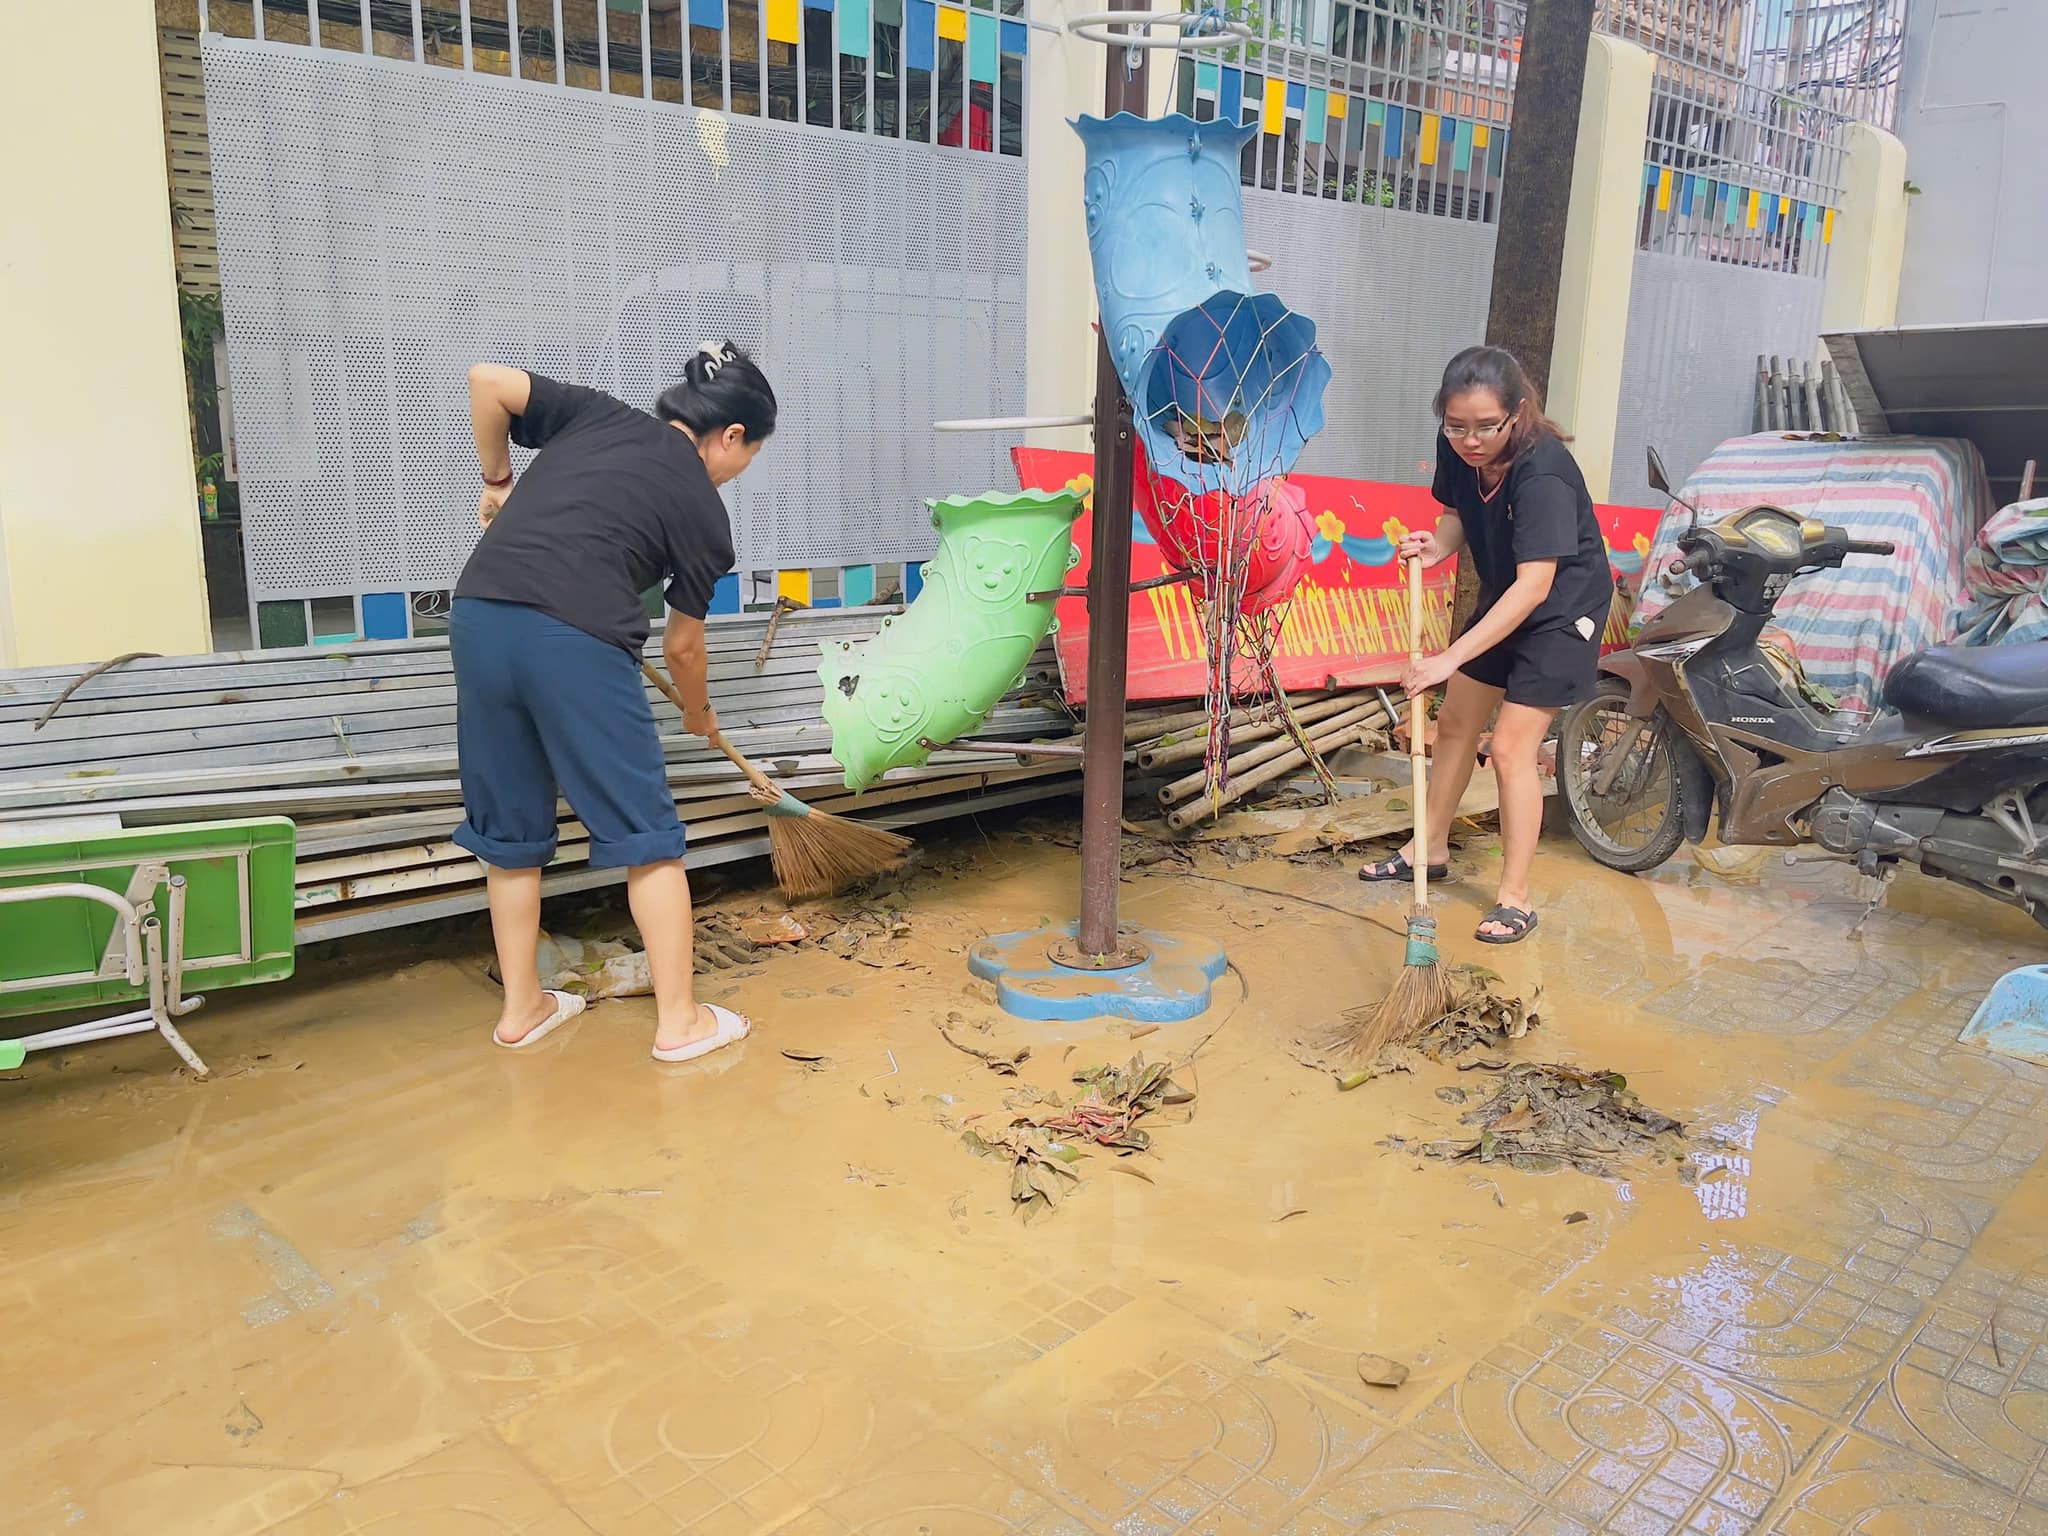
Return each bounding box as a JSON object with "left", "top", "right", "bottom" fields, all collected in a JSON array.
[{"left": 1894, "top": 0, "right": 2048, "bottom": 324}]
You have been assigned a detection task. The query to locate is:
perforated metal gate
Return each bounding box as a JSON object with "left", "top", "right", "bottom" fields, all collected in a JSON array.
[
  {"left": 1245, "top": 190, "right": 1497, "bottom": 484},
  {"left": 1608, "top": 253, "right": 1825, "bottom": 509},
  {"left": 202, "top": 36, "right": 1026, "bottom": 619}
]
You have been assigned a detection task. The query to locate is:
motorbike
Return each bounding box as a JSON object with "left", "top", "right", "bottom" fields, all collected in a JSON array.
[{"left": 1556, "top": 448, "right": 2048, "bottom": 930}]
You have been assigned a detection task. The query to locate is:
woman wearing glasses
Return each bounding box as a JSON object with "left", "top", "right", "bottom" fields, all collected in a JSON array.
[{"left": 1359, "top": 345, "right": 1613, "bottom": 944}]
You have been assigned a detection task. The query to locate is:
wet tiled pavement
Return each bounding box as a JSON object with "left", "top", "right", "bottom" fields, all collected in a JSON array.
[{"left": 2, "top": 824, "right": 2045, "bottom": 1533}]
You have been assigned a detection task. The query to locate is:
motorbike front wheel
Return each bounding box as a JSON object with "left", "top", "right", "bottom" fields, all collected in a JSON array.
[{"left": 1557, "top": 679, "right": 1688, "bottom": 873}]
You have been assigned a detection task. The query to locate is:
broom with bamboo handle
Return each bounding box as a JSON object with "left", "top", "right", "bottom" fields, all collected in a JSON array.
[
  {"left": 640, "top": 660, "right": 908, "bottom": 900},
  {"left": 1321, "top": 556, "right": 1449, "bottom": 1061}
]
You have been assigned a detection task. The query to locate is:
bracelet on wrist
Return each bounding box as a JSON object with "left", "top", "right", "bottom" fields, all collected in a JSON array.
[{"left": 483, "top": 471, "right": 513, "bottom": 488}]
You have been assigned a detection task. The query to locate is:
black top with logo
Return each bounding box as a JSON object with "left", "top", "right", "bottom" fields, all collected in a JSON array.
[{"left": 1433, "top": 432, "right": 1614, "bottom": 636}]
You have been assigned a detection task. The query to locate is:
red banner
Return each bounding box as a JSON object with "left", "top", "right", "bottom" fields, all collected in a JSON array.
[{"left": 1012, "top": 448, "right": 1660, "bottom": 706}]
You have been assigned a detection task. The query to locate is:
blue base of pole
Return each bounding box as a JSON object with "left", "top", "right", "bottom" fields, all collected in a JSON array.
[{"left": 968, "top": 921, "right": 1227, "bottom": 1023}]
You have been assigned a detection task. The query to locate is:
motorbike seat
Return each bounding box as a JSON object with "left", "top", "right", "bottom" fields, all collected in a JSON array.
[{"left": 1883, "top": 642, "right": 2048, "bottom": 729}]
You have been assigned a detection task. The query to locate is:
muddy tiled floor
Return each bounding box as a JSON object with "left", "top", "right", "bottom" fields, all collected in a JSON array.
[{"left": 4, "top": 821, "right": 2046, "bottom": 1534}]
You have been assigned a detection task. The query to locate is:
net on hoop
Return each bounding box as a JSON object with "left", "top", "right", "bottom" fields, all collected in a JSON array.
[{"left": 1132, "top": 293, "right": 1333, "bottom": 797}]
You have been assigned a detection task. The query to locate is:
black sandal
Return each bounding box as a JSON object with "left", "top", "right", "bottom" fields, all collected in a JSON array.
[
  {"left": 1475, "top": 905, "right": 1539, "bottom": 944},
  {"left": 1359, "top": 851, "right": 1449, "bottom": 883}
]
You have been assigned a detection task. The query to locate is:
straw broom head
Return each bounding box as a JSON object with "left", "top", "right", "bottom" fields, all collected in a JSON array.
[
  {"left": 637, "top": 659, "right": 909, "bottom": 900},
  {"left": 760, "top": 796, "right": 910, "bottom": 901},
  {"left": 1312, "top": 910, "right": 1451, "bottom": 1065}
]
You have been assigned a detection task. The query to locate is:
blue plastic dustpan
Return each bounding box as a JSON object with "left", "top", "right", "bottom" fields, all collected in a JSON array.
[{"left": 1960, "top": 965, "right": 2048, "bottom": 1065}]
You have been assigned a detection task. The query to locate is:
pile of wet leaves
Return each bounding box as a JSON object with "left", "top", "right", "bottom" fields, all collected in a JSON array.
[
  {"left": 502, "top": 911, "right": 806, "bottom": 997},
  {"left": 958, "top": 1054, "right": 1194, "bottom": 1220},
  {"left": 1386, "top": 1062, "right": 1692, "bottom": 1178},
  {"left": 1300, "top": 965, "right": 1539, "bottom": 1082},
  {"left": 818, "top": 903, "right": 920, "bottom": 969},
  {"left": 1406, "top": 966, "right": 1540, "bottom": 1064}
]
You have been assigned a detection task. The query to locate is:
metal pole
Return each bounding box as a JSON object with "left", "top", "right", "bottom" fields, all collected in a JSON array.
[{"left": 1065, "top": 0, "right": 1148, "bottom": 969}]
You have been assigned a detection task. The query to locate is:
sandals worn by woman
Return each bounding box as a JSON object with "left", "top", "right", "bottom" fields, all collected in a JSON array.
[
  {"left": 651, "top": 1002, "right": 752, "bottom": 1063},
  {"left": 494, "top": 990, "right": 586, "bottom": 1050},
  {"left": 1475, "top": 905, "right": 1538, "bottom": 944},
  {"left": 1359, "top": 851, "right": 1448, "bottom": 883}
]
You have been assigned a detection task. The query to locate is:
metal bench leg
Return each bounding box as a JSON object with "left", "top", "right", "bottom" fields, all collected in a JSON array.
[
  {"left": 163, "top": 875, "right": 205, "bottom": 1023},
  {"left": 143, "top": 918, "right": 209, "bottom": 1078}
]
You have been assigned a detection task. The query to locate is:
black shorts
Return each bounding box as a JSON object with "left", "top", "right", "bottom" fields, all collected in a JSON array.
[{"left": 1458, "top": 616, "right": 1602, "bottom": 709}]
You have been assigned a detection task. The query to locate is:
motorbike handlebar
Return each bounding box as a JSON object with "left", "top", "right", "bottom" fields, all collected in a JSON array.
[
  {"left": 1668, "top": 546, "right": 1715, "bottom": 578},
  {"left": 1845, "top": 538, "right": 1897, "bottom": 557}
]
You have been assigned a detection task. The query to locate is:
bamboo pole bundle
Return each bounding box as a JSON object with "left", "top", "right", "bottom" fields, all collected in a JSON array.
[
  {"left": 1158, "top": 692, "right": 1402, "bottom": 833},
  {"left": 1155, "top": 698, "right": 1385, "bottom": 806},
  {"left": 1135, "top": 691, "right": 1365, "bottom": 772}
]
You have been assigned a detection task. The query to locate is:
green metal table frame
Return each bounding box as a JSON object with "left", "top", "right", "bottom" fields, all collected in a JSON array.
[{"left": 0, "top": 817, "right": 296, "bottom": 1077}]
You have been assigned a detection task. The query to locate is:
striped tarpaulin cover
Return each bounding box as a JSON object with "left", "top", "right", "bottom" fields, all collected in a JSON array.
[
  {"left": 1955, "top": 497, "right": 2048, "bottom": 648},
  {"left": 1631, "top": 434, "right": 1992, "bottom": 710}
]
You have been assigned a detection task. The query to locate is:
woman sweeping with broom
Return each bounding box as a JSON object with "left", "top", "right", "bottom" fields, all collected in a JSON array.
[
  {"left": 452, "top": 343, "right": 776, "bottom": 1062},
  {"left": 1362, "top": 344, "right": 1613, "bottom": 946}
]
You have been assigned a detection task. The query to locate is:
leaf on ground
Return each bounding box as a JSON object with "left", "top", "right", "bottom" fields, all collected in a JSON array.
[
  {"left": 1025, "top": 1163, "right": 1067, "bottom": 1206},
  {"left": 938, "top": 1024, "right": 1030, "bottom": 1075},
  {"left": 959, "top": 1129, "right": 1002, "bottom": 1159},
  {"left": 1274, "top": 1207, "right": 1308, "bottom": 1223},
  {"left": 1336, "top": 1070, "right": 1375, "bottom": 1092},
  {"left": 1385, "top": 798, "right": 1410, "bottom": 813},
  {"left": 1110, "top": 1164, "right": 1155, "bottom": 1184},
  {"left": 1356, "top": 1353, "right": 1410, "bottom": 1388},
  {"left": 1699, "top": 1165, "right": 1730, "bottom": 1184},
  {"left": 1564, "top": 1210, "right": 1590, "bottom": 1224},
  {"left": 742, "top": 913, "right": 809, "bottom": 945}
]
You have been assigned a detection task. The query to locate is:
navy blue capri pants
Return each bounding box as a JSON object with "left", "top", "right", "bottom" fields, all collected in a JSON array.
[{"left": 450, "top": 598, "right": 688, "bottom": 870}]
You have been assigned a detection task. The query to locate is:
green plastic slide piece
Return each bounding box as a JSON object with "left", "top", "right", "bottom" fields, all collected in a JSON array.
[
  {"left": 820, "top": 487, "right": 1084, "bottom": 791},
  {"left": 0, "top": 1041, "right": 23, "bottom": 1071}
]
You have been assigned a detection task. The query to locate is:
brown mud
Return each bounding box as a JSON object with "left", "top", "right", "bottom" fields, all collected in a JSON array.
[{"left": 2, "top": 813, "right": 2044, "bottom": 1533}]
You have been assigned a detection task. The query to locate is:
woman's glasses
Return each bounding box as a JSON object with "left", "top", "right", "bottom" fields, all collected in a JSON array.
[{"left": 1443, "top": 417, "right": 1513, "bottom": 443}]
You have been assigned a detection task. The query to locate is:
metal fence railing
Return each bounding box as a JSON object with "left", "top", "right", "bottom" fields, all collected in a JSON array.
[
  {"left": 191, "top": 0, "right": 1028, "bottom": 159},
  {"left": 1742, "top": 0, "right": 1903, "bottom": 134},
  {"left": 1173, "top": 0, "right": 1526, "bottom": 224},
  {"left": 1597, "top": 0, "right": 1883, "bottom": 279}
]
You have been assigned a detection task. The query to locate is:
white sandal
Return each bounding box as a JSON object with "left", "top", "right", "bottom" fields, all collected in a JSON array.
[
  {"left": 651, "top": 1003, "right": 752, "bottom": 1063},
  {"left": 493, "top": 989, "right": 586, "bottom": 1050}
]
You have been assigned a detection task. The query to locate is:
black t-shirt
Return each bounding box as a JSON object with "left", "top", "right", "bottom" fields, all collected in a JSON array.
[
  {"left": 454, "top": 373, "right": 735, "bottom": 652},
  {"left": 1433, "top": 433, "right": 1613, "bottom": 635}
]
